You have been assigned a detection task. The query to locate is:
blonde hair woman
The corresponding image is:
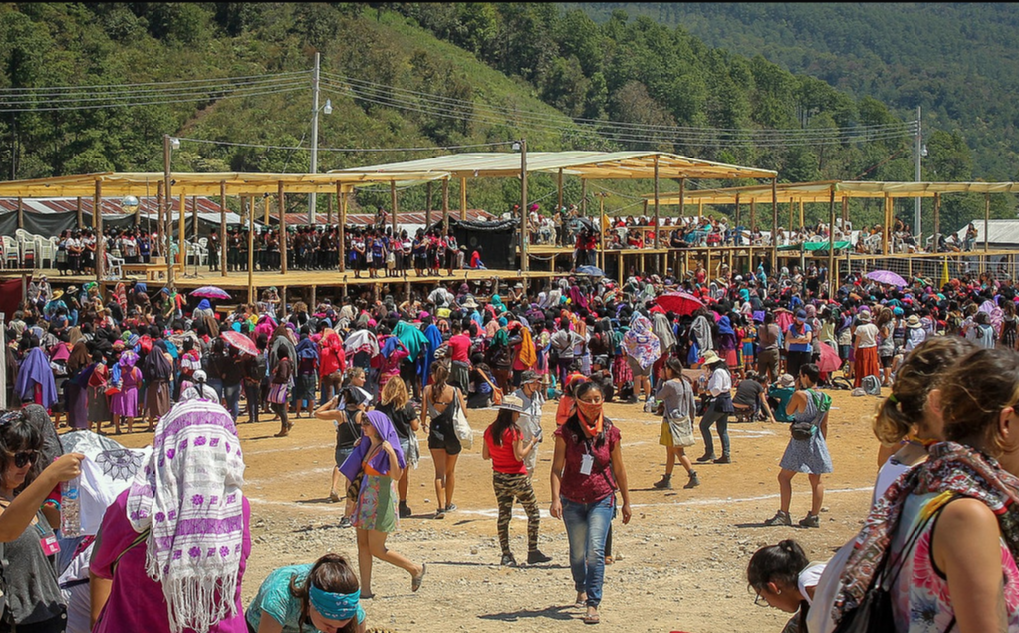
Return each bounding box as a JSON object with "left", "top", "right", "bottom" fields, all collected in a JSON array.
[{"left": 375, "top": 378, "right": 419, "bottom": 518}]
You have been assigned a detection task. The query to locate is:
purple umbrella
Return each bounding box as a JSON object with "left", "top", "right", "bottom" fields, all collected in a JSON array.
[
  {"left": 189, "top": 285, "right": 232, "bottom": 300},
  {"left": 865, "top": 269, "right": 908, "bottom": 287}
]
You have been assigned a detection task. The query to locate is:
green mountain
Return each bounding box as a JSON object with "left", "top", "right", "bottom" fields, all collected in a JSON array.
[
  {"left": 0, "top": 3, "right": 1003, "bottom": 231},
  {"left": 573, "top": 2, "right": 1019, "bottom": 181}
]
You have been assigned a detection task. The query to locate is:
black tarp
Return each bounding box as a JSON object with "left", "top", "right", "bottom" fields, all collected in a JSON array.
[
  {"left": 429, "top": 218, "right": 519, "bottom": 270},
  {"left": 0, "top": 212, "right": 17, "bottom": 236}
]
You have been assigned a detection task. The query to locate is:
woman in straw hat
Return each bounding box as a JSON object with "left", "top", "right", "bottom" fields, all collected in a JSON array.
[
  {"left": 696, "top": 350, "right": 735, "bottom": 464},
  {"left": 482, "top": 393, "right": 551, "bottom": 567}
]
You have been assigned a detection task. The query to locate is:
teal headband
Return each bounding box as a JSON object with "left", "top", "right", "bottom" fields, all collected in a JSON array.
[{"left": 308, "top": 584, "right": 361, "bottom": 622}]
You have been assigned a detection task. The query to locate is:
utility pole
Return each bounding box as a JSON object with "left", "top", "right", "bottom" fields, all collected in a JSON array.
[
  {"left": 518, "top": 139, "right": 528, "bottom": 274},
  {"left": 309, "top": 52, "right": 321, "bottom": 226},
  {"left": 914, "top": 105, "right": 922, "bottom": 246}
]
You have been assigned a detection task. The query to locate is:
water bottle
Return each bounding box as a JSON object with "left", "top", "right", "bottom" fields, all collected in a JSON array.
[{"left": 61, "top": 475, "right": 82, "bottom": 537}]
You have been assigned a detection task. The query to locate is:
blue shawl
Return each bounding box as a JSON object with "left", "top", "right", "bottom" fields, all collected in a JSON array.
[
  {"left": 296, "top": 336, "right": 319, "bottom": 361},
  {"left": 421, "top": 323, "right": 443, "bottom": 381},
  {"left": 15, "top": 347, "right": 57, "bottom": 408},
  {"left": 338, "top": 410, "right": 406, "bottom": 482}
]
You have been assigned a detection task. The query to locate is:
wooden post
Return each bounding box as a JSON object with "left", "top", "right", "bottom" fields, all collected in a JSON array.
[
  {"left": 76, "top": 196, "right": 83, "bottom": 230},
  {"left": 459, "top": 176, "right": 467, "bottom": 222},
  {"left": 279, "top": 182, "right": 287, "bottom": 274},
  {"left": 882, "top": 195, "right": 891, "bottom": 255},
  {"left": 156, "top": 181, "right": 164, "bottom": 258},
  {"left": 191, "top": 195, "right": 198, "bottom": 255},
  {"left": 697, "top": 200, "right": 703, "bottom": 223},
  {"left": 798, "top": 200, "right": 804, "bottom": 229},
  {"left": 177, "top": 191, "right": 186, "bottom": 270},
  {"left": 598, "top": 193, "right": 607, "bottom": 270},
  {"left": 843, "top": 197, "right": 851, "bottom": 279},
  {"left": 263, "top": 192, "right": 270, "bottom": 226},
  {"left": 789, "top": 199, "right": 795, "bottom": 239},
  {"left": 934, "top": 193, "right": 941, "bottom": 253},
  {"left": 828, "top": 187, "right": 836, "bottom": 296},
  {"left": 391, "top": 180, "right": 399, "bottom": 238},
  {"left": 771, "top": 179, "right": 779, "bottom": 273},
  {"left": 442, "top": 179, "right": 450, "bottom": 231},
  {"left": 557, "top": 168, "right": 564, "bottom": 217},
  {"left": 326, "top": 192, "right": 333, "bottom": 226},
  {"left": 220, "top": 181, "right": 227, "bottom": 277},
  {"left": 519, "top": 140, "right": 528, "bottom": 277},
  {"left": 247, "top": 198, "right": 255, "bottom": 304},
  {"left": 338, "top": 184, "right": 346, "bottom": 272},
  {"left": 94, "top": 181, "right": 104, "bottom": 282},
  {"left": 734, "top": 194, "right": 741, "bottom": 240},
  {"left": 984, "top": 192, "right": 991, "bottom": 252},
  {"left": 425, "top": 181, "right": 433, "bottom": 229},
  {"left": 653, "top": 155, "right": 660, "bottom": 248}
]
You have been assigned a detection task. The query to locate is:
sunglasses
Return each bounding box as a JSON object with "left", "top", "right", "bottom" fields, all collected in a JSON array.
[{"left": 12, "top": 450, "right": 38, "bottom": 468}]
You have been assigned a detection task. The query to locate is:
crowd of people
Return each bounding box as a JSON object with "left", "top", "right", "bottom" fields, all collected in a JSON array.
[{"left": 7, "top": 245, "right": 1019, "bottom": 632}]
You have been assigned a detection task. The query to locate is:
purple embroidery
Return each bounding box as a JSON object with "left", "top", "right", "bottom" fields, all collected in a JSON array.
[
  {"left": 168, "top": 510, "right": 177, "bottom": 520},
  {"left": 225, "top": 442, "right": 230, "bottom": 452},
  {"left": 166, "top": 448, "right": 176, "bottom": 460},
  {"left": 219, "top": 546, "right": 230, "bottom": 557},
  {"left": 210, "top": 495, "right": 219, "bottom": 505},
  {"left": 173, "top": 550, "right": 182, "bottom": 560},
  {"left": 194, "top": 436, "right": 207, "bottom": 446},
  {"left": 191, "top": 494, "right": 204, "bottom": 506},
  {"left": 188, "top": 546, "right": 201, "bottom": 558},
  {"left": 207, "top": 547, "right": 216, "bottom": 557},
  {"left": 210, "top": 437, "right": 220, "bottom": 447},
  {"left": 179, "top": 438, "right": 188, "bottom": 449},
  {"left": 226, "top": 494, "right": 237, "bottom": 503},
  {"left": 155, "top": 512, "right": 166, "bottom": 522}
]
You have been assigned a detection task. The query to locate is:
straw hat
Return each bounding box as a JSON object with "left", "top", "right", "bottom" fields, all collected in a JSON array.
[
  {"left": 461, "top": 297, "right": 479, "bottom": 309},
  {"left": 857, "top": 311, "right": 872, "bottom": 323},
  {"left": 777, "top": 374, "right": 796, "bottom": 389},
  {"left": 51, "top": 289, "right": 64, "bottom": 301},
  {"left": 906, "top": 314, "right": 922, "bottom": 328},
  {"left": 496, "top": 394, "right": 526, "bottom": 413},
  {"left": 700, "top": 350, "right": 722, "bottom": 366}
]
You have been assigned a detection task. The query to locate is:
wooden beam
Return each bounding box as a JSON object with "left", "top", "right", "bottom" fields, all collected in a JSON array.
[
  {"left": 442, "top": 179, "right": 449, "bottom": 231},
  {"left": 557, "top": 168, "right": 564, "bottom": 217},
  {"left": 391, "top": 180, "right": 398, "bottom": 238},
  {"left": 653, "top": 155, "right": 660, "bottom": 248},
  {"left": 94, "top": 181, "right": 104, "bottom": 283},
  {"left": 247, "top": 197, "right": 255, "bottom": 303},
  {"left": 178, "top": 190, "right": 186, "bottom": 270},
  {"left": 459, "top": 176, "right": 467, "bottom": 221},
  {"left": 279, "top": 182, "right": 287, "bottom": 274},
  {"left": 220, "top": 181, "right": 228, "bottom": 277},
  {"left": 828, "top": 187, "right": 836, "bottom": 296},
  {"left": 338, "top": 183, "right": 346, "bottom": 272}
]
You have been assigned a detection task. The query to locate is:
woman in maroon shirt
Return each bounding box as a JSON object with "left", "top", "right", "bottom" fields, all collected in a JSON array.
[{"left": 550, "top": 381, "right": 632, "bottom": 625}]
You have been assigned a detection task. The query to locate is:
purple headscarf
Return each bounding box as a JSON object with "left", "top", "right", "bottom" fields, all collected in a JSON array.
[
  {"left": 15, "top": 347, "right": 57, "bottom": 408},
  {"left": 338, "top": 410, "right": 406, "bottom": 482},
  {"left": 569, "top": 285, "right": 589, "bottom": 310}
]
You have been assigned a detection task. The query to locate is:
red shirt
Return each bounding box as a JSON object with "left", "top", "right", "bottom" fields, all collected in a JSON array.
[
  {"left": 554, "top": 421, "right": 621, "bottom": 504},
  {"left": 485, "top": 426, "right": 527, "bottom": 475},
  {"left": 448, "top": 334, "right": 471, "bottom": 363}
]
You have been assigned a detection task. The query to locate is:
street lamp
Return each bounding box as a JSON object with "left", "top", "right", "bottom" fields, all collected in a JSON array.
[{"left": 308, "top": 52, "right": 332, "bottom": 226}]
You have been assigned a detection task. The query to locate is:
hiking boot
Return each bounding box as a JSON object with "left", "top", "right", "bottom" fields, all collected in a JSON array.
[
  {"left": 695, "top": 453, "right": 717, "bottom": 463},
  {"left": 799, "top": 513, "right": 821, "bottom": 528},
  {"left": 444, "top": 503, "right": 458, "bottom": 513},
  {"left": 527, "top": 550, "right": 552, "bottom": 565},
  {"left": 399, "top": 501, "right": 412, "bottom": 518},
  {"left": 339, "top": 516, "right": 353, "bottom": 529},
  {"left": 501, "top": 553, "right": 517, "bottom": 567},
  {"left": 713, "top": 454, "right": 731, "bottom": 464},
  {"left": 683, "top": 472, "right": 700, "bottom": 489},
  {"left": 763, "top": 510, "right": 792, "bottom": 526},
  {"left": 652, "top": 474, "right": 672, "bottom": 490}
]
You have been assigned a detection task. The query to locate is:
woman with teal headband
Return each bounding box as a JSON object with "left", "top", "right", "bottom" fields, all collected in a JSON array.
[{"left": 245, "top": 553, "right": 367, "bottom": 632}]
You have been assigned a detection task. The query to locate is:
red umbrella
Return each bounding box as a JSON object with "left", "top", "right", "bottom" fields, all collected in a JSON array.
[
  {"left": 655, "top": 291, "right": 704, "bottom": 316},
  {"left": 818, "top": 342, "right": 842, "bottom": 374},
  {"left": 220, "top": 330, "right": 258, "bottom": 357}
]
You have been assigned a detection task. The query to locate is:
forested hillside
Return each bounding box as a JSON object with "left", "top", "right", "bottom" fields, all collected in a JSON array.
[
  {"left": 0, "top": 3, "right": 1004, "bottom": 230},
  {"left": 574, "top": 3, "right": 1019, "bottom": 181}
]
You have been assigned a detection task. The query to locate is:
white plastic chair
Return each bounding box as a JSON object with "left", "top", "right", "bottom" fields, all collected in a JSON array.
[
  {"left": 18, "top": 236, "right": 36, "bottom": 268},
  {"left": 1, "top": 236, "right": 19, "bottom": 268},
  {"left": 105, "top": 252, "right": 124, "bottom": 280},
  {"left": 34, "top": 237, "right": 55, "bottom": 268}
]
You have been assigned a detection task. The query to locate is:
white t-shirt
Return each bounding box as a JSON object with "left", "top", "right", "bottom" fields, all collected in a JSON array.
[
  {"left": 798, "top": 562, "right": 827, "bottom": 605},
  {"left": 854, "top": 323, "right": 880, "bottom": 348}
]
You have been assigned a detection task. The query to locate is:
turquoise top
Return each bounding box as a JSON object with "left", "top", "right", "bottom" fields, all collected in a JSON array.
[{"left": 245, "top": 564, "right": 365, "bottom": 632}]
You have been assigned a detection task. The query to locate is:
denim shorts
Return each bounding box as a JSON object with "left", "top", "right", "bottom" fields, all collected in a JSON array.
[{"left": 335, "top": 446, "right": 355, "bottom": 469}]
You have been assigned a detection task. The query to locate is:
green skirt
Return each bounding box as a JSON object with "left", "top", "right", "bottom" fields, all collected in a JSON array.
[{"left": 353, "top": 473, "right": 398, "bottom": 533}]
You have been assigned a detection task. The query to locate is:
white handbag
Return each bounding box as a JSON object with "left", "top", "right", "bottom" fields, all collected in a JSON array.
[{"left": 451, "top": 389, "right": 473, "bottom": 449}]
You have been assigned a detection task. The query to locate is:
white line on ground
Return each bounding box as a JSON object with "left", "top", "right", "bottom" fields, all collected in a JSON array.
[{"left": 246, "top": 485, "right": 874, "bottom": 520}]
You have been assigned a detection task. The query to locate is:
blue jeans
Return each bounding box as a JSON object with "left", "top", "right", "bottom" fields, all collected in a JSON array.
[
  {"left": 562, "top": 494, "right": 615, "bottom": 607},
  {"left": 222, "top": 382, "right": 242, "bottom": 420},
  {"left": 699, "top": 402, "right": 730, "bottom": 457}
]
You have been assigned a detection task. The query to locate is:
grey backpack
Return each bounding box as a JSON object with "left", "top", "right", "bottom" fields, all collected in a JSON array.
[{"left": 862, "top": 375, "right": 882, "bottom": 396}]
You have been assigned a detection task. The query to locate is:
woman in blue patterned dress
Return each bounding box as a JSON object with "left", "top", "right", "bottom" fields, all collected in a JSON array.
[
  {"left": 763, "top": 363, "right": 833, "bottom": 529},
  {"left": 339, "top": 410, "right": 425, "bottom": 599}
]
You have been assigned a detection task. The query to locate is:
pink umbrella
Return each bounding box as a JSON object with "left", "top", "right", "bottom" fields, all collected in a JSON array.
[
  {"left": 817, "top": 342, "right": 842, "bottom": 374},
  {"left": 220, "top": 330, "right": 258, "bottom": 356}
]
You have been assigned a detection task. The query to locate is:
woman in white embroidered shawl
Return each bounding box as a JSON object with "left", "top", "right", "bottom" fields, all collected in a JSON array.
[{"left": 89, "top": 393, "right": 251, "bottom": 633}]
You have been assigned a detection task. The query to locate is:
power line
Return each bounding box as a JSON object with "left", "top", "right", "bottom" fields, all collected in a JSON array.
[
  {"left": 0, "top": 70, "right": 310, "bottom": 94},
  {"left": 175, "top": 136, "right": 514, "bottom": 153},
  {"left": 0, "top": 83, "right": 307, "bottom": 113},
  {"left": 0, "top": 76, "right": 308, "bottom": 106}
]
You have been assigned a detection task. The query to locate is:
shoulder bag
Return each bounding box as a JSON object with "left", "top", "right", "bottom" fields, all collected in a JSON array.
[
  {"left": 833, "top": 494, "right": 959, "bottom": 633},
  {"left": 451, "top": 388, "right": 473, "bottom": 450},
  {"left": 790, "top": 389, "right": 831, "bottom": 441}
]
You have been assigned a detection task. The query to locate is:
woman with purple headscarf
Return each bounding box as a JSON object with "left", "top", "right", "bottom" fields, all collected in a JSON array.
[
  {"left": 110, "top": 350, "right": 142, "bottom": 434},
  {"left": 339, "top": 410, "right": 425, "bottom": 599}
]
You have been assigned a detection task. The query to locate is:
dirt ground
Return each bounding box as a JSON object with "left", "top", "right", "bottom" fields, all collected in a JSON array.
[{"left": 107, "top": 384, "right": 887, "bottom": 633}]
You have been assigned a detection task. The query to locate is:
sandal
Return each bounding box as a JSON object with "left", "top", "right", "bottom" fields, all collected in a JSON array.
[
  {"left": 583, "top": 609, "right": 600, "bottom": 625},
  {"left": 575, "top": 593, "right": 587, "bottom": 609},
  {"left": 411, "top": 564, "right": 426, "bottom": 592}
]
